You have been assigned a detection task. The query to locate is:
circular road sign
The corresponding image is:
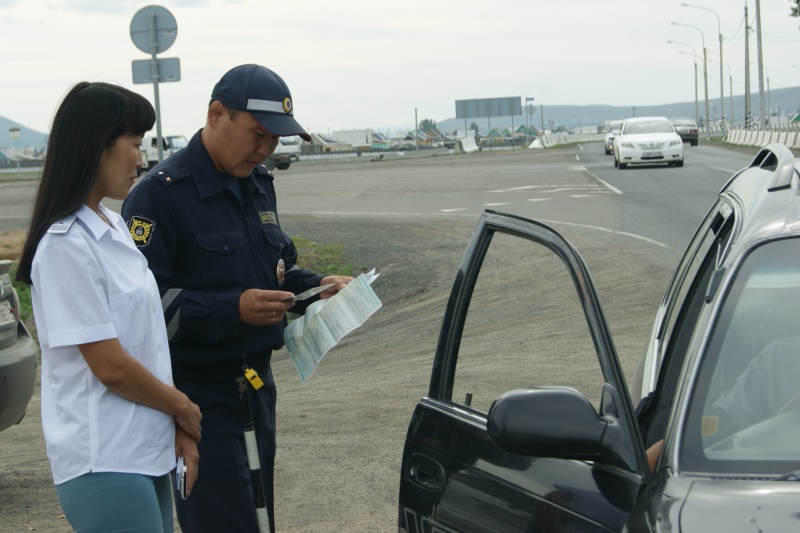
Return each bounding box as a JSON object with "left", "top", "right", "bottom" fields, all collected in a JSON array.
[{"left": 130, "top": 5, "right": 178, "bottom": 55}]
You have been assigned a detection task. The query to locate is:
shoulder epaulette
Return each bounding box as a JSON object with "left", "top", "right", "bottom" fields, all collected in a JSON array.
[
  {"left": 47, "top": 215, "right": 77, "bottom": 234},
  {"left": 253, "top": 164, "right": 274, "bottom": 180},
  {"left": 147, "top": 163, "right": 191, "bottom": 188}
]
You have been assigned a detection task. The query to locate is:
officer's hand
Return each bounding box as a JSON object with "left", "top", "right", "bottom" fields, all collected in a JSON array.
[
  {"left": 239, "top": 289, "right": 295, "bottom": 326},
  {"left": 319, "top": 276, "right": 354, "bottom": 299},
  {"left": 175, "top": 426, "right": 200, "bottom": 497},
  {"left": 174, "top": 393, "right": 202, "bottom": 442}
]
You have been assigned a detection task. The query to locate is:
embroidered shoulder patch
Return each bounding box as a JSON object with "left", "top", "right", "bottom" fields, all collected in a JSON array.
[
  {"left": 259, "top": 211, "right": 277, "bottom": 225},
  {"left": 128, "top": 216, "right": 156, "bottom": 246}
]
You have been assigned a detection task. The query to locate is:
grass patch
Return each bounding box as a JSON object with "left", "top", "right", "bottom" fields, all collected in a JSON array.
[
  {"left": 9, "top": 266, "right": 32, "bottom": 323},
  {"left": 291, "top": 236, "right": 362, "bottom": 277}
]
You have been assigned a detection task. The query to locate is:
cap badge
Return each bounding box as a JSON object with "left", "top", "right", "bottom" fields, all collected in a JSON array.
[{"left": 283, "top": 97, "right": 292, "bottom": 114}]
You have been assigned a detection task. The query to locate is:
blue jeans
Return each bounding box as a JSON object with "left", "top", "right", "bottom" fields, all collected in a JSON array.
[{"left": 56, "top": 472, "right": 173, "bottom": 532}]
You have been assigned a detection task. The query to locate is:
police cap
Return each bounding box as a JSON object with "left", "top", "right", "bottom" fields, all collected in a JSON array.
[{"left": 210, "top": 64, "right": 311, "bottom": 141}]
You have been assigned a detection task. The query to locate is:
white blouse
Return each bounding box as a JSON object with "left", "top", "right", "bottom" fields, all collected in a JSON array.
[{"left": 31, "top": 204, "right": 175, "bottom": 485}]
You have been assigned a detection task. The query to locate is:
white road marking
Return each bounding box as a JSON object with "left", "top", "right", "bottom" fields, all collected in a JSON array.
[
  {"left": 484, "top": 202, "right": 510, "bottom": 206},
  {"left": 539, "top": 219, "right": 669, "bottom": 248},
  {"left": 280, "top": 210, "right": 669, "bottom": 249},
  {"left": 440, "top": 208, "right": 467, "bottom": 212},
  {"left": 527, "top": 198, "right": 552, "bottom": 202},
  {"left": 488, "top": 185, "right": 543, "bottom": 192}
]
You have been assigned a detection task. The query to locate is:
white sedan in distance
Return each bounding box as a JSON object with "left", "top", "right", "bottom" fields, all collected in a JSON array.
[{"left": 613, "top": 116, "right": 684, "bottom": 169}]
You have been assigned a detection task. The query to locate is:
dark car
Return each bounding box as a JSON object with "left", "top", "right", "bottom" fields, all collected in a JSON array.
[
  {"left": 398, "top": 143, "right": 800, "bottom": 532},
  {"left": 604, "top": 120, "right": 624, "bottom": 155},
  {"left": 0, "top": 260, "right": 37, "bottom": 433},
  {"left": 670, "top": 117, "right": 699, "bottom": 146}
]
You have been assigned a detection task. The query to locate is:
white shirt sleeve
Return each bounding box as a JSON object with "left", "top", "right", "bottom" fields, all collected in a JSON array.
[{"left": 33, "top": 233, "right": 117, "bottom": 348}]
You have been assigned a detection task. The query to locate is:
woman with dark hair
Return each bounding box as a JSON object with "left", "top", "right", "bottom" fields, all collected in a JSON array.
[{"left": 16, "top": 82, "right": 201, "bottom": 532}]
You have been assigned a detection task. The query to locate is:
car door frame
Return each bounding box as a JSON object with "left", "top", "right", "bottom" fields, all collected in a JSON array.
[{"left": 400, "top": 210, "right": 649, "bottom": 532}]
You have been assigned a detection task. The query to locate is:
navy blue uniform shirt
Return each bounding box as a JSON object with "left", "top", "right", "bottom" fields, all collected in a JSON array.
[{"left": 122, "top": 130, "right": 323, "bottom": 381}]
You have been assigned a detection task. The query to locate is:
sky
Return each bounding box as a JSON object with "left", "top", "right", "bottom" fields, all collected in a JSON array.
[{"left": 1, "top": 0, "right": 799, "bottom": 139}]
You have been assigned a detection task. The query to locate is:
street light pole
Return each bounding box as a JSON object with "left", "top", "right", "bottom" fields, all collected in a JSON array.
[
  {"left": 682, "top": 3, "right": 725, "bottom": 137},
  {"left": 673, "top": 21, "right": 711, "bottom": 139},
  {"left": 669, "top": 40, "right": 700, "bottom": 123}
]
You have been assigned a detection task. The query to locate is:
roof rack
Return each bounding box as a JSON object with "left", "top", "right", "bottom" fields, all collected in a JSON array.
[{"left": 748, "top": 143, "right": 798, "bottom": 192}]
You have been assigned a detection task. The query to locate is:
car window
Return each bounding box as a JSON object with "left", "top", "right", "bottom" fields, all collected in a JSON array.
[
  {"left": 623, "top": 120, "right": 674, "bottom": 135},
  {"left": 451, "top": 231, "right": 605, "bottom": 414},
  {"left": 637, "top": 205, "right": 735, "bottom": 447},
  {"left": 682, "top": 238, "right": 800, "bottom": 475}
]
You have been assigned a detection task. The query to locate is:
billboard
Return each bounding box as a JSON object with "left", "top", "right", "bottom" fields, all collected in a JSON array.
[{"left": 455, "top": 97, "right": 522, "bottom": 119}]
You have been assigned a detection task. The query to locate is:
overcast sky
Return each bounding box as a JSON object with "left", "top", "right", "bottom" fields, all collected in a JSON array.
[{"left": 2, "top": 0, "right": 799, "bottom": 138}]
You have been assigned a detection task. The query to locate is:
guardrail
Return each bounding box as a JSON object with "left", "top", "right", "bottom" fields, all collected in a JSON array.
[
  {"left": 725, "top": 129, "right": 800, "bottom": 150},
  {"left": 529, "top": 133, "right": 604, "bottom": 148}
]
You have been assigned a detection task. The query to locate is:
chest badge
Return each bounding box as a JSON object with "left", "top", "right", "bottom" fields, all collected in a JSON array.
[
  {"left": 128, "top": 216, "right": 156, "bottom": 247},
  {"left": 276, "top": 259, "right": 285, "bottom": 287},
  {"left": 259, "top": 211, "right": 277, "bottom": 225}
]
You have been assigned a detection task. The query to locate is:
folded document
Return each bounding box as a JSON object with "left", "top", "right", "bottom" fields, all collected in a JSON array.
[{"left": 284, "top": 269, "right": 381, "bottom": 383}]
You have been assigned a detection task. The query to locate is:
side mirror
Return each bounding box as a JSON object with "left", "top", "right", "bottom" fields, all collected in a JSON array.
[
  {"left": 487, "top": 386, "right": 639, "bottom": 471},
  {"left": 488, "top": 387, "right": 605, "bottom": 459}
]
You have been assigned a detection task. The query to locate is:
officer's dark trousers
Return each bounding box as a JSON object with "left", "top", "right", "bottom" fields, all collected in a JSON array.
[{"left": 175, "top": 368, "right": 277, "bottom": 532}]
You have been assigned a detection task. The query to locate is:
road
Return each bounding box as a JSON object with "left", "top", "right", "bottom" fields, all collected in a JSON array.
[{"left": 0, "top": 142, "right": 765, "bottom": 531}]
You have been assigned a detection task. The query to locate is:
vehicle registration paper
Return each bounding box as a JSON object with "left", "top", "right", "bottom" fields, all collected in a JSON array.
[{"left": 282, "top": 284, "right": 334, "bottom": 302}]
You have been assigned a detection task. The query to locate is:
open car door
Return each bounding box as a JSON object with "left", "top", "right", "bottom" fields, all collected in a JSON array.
[{"left": 399, "top": 211, "right": 649, "bottom": 532}]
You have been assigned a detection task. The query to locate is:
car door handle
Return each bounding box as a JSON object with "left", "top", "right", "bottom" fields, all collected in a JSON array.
[{"left": 407, "top": 454, "right": 445, "bottom": 491}]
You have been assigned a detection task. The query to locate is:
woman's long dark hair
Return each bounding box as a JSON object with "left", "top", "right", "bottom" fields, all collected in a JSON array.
[{"left": 15, "top": 82, "right": 155, "bottom": 284}]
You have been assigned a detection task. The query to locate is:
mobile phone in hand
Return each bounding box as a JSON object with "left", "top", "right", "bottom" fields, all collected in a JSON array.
[{"left": 175, "top": 456, "right": 187, "bottom": 500}]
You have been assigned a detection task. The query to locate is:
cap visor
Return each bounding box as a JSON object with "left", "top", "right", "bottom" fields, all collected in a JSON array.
[{"left": 253, "top": 113, "right": 311, "bottom": 141}]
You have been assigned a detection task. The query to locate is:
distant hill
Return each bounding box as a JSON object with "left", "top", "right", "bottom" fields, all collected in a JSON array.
[
  {"left": 0, "top": 116, "right": 47, "bottom": 151},
  {"left": 438, "top": 86, "right": 800, "bottom": 134},
  {"left": 4, "top": 86, "right": 799, "bottom": 147}
]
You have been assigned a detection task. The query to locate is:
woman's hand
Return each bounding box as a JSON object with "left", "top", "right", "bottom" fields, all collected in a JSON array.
[
  {"left": 175, "top": 426, "right": 200, "bottom": 497},
  {"left": 174, "top": 393, "right": 202, "bottom": 442}
]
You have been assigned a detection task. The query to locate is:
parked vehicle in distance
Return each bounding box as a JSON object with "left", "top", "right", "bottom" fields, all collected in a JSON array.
[
  {"left": 671, "top": 117, "right": 699, "bottom": 146},
  {"left": 614, "top": 116, "right": 683, "bottom": 169},
  {"left": 398, "top": 144, "right": 800, "bottom": 532},
  {"left": 139, "top": 134, "right": 189, "bottom": 172},
  {"left": 0, "top": 260, "right": 37, "bottom": 433},
  {"left": 266, "top": 135, "right": 302, "bottom": 170},
  {"left": 604, "top": 119, "right": 624, "bottom": 155}
]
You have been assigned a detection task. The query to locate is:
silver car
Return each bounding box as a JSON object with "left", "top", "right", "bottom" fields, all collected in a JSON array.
[
  {"left": 399, "top": 143, "right": 800, "bottom": 531},
  {"left": 0, "top": 260, "right": 38, "bottom": 432}
]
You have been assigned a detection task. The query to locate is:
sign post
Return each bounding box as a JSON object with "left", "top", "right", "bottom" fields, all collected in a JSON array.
[
  {"left": 9, "top": 126, "right": 20, "bottom": 175},
  {"left": 130, "top": 5, "right": 179, "bottom": 164}
]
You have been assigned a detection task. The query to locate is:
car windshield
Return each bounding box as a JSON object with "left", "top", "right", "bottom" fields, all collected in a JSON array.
[
  {"left": 682, "top": 238, "right": 800, "bottom": 475},
  {"left": 606, "top": 121, "right": 623, "bottom": 133},
  {"left": 672, "top": 119, "right": 695, "bottom": 126},
  {"left": 167, "top": 136, "right": 188, "bottom": 149},
  {"left": 623, "top": 120, "right": 673, "bottom": 134}
]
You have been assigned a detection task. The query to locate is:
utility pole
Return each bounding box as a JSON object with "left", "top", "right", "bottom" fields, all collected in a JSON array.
[
  {"left": 744, "top": 4, "right": 752, "bottom": 128},
  {"left": 755, "top": 0, "right": 765, "bottom": 128},
  {"left": 703, "top": 46, "right": 710, "bottom": 139}
]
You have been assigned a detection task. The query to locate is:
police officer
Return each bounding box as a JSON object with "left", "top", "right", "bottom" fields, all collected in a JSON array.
[{"left": 122, "top": 64, "right": 352, "bottom": 532}]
